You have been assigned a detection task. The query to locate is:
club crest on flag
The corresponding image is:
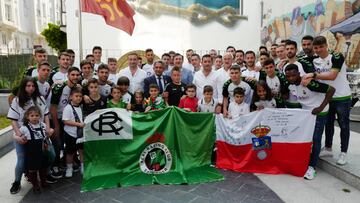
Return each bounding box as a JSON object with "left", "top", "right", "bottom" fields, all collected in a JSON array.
[
  {"left": 139, "top": 133, "right": 172, "bottom": 174},
  {"left": 251, "top": 125, "right": 272, "bottom": 160}
]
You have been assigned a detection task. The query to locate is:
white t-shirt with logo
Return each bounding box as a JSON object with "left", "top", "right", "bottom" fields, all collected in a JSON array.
[
  {"left": 142, "top": 63, "right": 154, "bottom": 77},
  {"left": 197, "top": 98, "right": 218, "bottom": 113},
  {"left": 313, "top": 54, "right": 351, "bottom": 99},
  {"left": 63, "top": 104, "right": 83, "bottom": 138}
]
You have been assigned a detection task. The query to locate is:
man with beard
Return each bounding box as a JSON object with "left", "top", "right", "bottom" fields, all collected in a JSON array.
[
  {"left": 299, "top": 35, "right": 315, "bottom": 58},
  {"left": 226, "top": 46, "right": 236, "bottom": 58},
  {"left": 243, "top": 51, "right": 261, "bottom": 81},
  {"left": 165, "top": 53, "right": 193, "bottom": 85},
  {"left": 183, "top": 49, "right": 194, "bottom": 71},
  {"left": 209, "top": 49, "right": 218, "bottom": 63},
  {"left": 51, "top": 52, "right": 71, "bottom": 84},
  {"left": 270, "top": 44, "right": 279, "bottom": 64},
  {"left": 235, "top": 50, "right": 246, "bottom": 71},
  {"left": 283, "top": 40, "right": 315, "bottom": 108},
  {"left": 142, "top": 48, "right": 155, "bottom": 77},
  {"left": 190, "top": 53, "right": 202, "bottom": 73}
]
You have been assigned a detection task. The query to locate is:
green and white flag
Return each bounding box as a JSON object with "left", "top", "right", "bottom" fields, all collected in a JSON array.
[{"left": 81, "top": 107, "right": 224, "bottom": 192}]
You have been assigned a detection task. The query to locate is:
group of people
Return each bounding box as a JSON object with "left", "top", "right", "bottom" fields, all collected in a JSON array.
[{"left": 7, "top": 35, "right": 352, "bottom": 194}]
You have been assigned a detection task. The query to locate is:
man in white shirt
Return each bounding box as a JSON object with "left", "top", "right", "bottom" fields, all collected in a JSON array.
[
  {"left": 190, "top": 53, "right": 202, "bottom": 73},
  {"left": 25, "top": 47, "right": 48, "bottom": 77},
  {"left": 183, "top": 49, "right": 194, "bottom": 71},
  {"left": 242, "top": 51, "right": 260, "bottom": 81},
  {"left": 52, "top": 52, "right": 70, "bottom": 84},
  {"left": 193, "top": 54, "right": 218, "bottom": 99},
  {"left": 215, "top": 52, "right": 233, "bottom": 104},
  {"left": 303, "top": 36, "right": 352, "bottom": 165},
  {"left": 142, "top": 48, "right": 155, "bottom": 77},
  {"left": 117, "top": 52, "right": 147, "bottom": 94},
  {"left": 107, "top": 57, "right": 119, "bottom": 84}
]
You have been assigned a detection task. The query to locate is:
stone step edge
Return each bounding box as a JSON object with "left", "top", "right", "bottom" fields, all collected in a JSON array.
[{"left": 318, "top": 158, "right": 360, "bottom": 191}]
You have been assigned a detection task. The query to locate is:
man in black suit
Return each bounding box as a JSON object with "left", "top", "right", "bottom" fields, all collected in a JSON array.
[{"left": 143, "top": 60, "right": 171, "bottom": 98}]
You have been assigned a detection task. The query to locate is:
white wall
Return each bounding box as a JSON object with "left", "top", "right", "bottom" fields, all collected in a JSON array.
[{"left": 66, "top": 0, "right": 262, "bottom": 65}]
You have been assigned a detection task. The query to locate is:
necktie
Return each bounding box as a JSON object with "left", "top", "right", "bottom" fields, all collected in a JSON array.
[{"left": 158, "top": 76, "right": 163, "bottom": 93}]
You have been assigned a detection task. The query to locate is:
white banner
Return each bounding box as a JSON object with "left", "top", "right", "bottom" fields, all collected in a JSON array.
[
  {"left": 84, "top": 108, "right": 133, "bottom": 142},
  {"left": 216, "top": 108, "right": 316, "bottom": 146}
]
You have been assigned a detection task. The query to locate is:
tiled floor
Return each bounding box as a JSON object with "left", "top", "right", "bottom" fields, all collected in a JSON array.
[{"left": 21, "top": 169, "right": 283, "bottom": 203}]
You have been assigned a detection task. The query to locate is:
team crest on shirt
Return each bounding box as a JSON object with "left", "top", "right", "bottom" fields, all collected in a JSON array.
[
  {"left": 139, "top": 133, "right": 172, "bottom": 174},
  {"left": 251, "top": 125, "right": 272, "bottom": 160}
]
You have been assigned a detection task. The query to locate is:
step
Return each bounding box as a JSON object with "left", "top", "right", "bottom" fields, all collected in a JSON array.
[
  {"left": 318, "top": 127, "right": 360, "bottom": 190},
  {"left": 0, "top": 126, "right": 13, "bottom": 158}
]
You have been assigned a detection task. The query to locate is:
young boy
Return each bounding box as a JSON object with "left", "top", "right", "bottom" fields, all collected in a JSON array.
[
  {"left": 228, "top": 87, "right": 250, "bottom": 119},
  {"left": 179, "top": 84, "right": 198, "bottom": 112},
  {"left": 222, "top": 64, "right": 254, "bottom": 117},
  {"left": 62, "top": 87, "right": 85, "bottom": 177},
  {"left": 107, "top": 86, "right": 127, "bottom": 109},
  {"left": 197, "top": 85, "right": 221, "bottom": 113},
  {"left": 164, "top": 67, "right": 186, "bottom": 106},
  {"left": 107, "top": 58, "right": 119, "bottom": 84},
  {"left": 82, "top": 78, "right": 107, "bottom": 117},
  {"left": 285, "top": 64, "right": 335, "bottom": 180},
  {"left": 117, "top": 76, "right": 134, "bottom": 110},
  {"left": 144, "top": 84, "right": 166, "bottom": 113}
]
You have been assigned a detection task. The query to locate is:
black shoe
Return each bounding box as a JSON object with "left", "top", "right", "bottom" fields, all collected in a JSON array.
[
  {"left": 50, "top": 167, "right": 63, "bottom": 179},
  {"left": 10, "top": 181, "right": 21, "bottom": 194},
  {"left": 46, "top": 175, "right": 58, "bottom": 184},
  {"left": 33, "top": 187, "right": 41, "bottom": 194}
]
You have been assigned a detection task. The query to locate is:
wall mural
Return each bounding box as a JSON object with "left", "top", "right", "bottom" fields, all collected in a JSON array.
[
  {"left": 129, "top": 0, "right": 246, "bottom": 27},
  {"left": 261, "top": 0, "right": 360, "bottom": 69}
]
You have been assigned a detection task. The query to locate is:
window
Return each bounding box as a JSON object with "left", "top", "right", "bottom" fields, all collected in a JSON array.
[
  {"left": 42, "top": 3, "right": 46, "bottom": 17},
  {"left": 26, "top": 38, "right": 30, "bottom": 48},
  {"left": 5, "top": 4, "right": 13, "bottom": 22},
  {"left": 2, "top": 33, "right": 7, "bottom": 45}
]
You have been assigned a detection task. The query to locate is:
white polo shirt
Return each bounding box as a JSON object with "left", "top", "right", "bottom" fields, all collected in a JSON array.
[
  {"left": 228, "top": 102, "right": 250, "bottom": 118},
  {"left": 193, "top": 70, "right": 218, "bottom": 99},
  {"left": 117, "top": 67, "right": 147, "bottom": 94}
]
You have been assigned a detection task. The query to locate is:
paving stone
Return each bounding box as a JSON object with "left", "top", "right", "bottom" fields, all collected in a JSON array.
[
  {"left": 156, "top": 190, "right": 198, "bottom": 203},
  {"left": 89, "top": 196, "right": 122, "bottom": 203},
  {"left": 189, "top": 184, "right": 220, "bottom": 198},
  {"left": 189, "top": 196, "right": 212, "bottom": 203},
  {"left": 21, "top": 169, "right": 283, "bottom": 203}
]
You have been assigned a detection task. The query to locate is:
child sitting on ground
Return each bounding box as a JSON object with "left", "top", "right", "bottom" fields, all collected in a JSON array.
[
  {"left": 107, "top": 85, "right": 127, "bottom": 109},
  {"left": 144, "top": 84, "right": 166, "bottom": 113},
  {"left": 179, "top": 84, "right": 198, "bottom": 112},
  {"left": 228, "top": 87, "right": 250, "bottom": 119}
]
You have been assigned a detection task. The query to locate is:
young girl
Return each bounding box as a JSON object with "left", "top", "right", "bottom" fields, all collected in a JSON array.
[
  {"left": 7, "top": 77, "right": 51, "bottom": 194},
  {"left": 251, "top": 80, "right": 277, "bottom": 111},
  {"left": 107, "top": 85, "right": 127, "bottom": 109},
  {"left": 132, "top": 90, "right": 145, "bottom": 113},
  {"left": 82, "top": 78, "right": 107, "bottom": 117},
  {"left": 20, "top": 106, "right": 52, "bottom": 193}
]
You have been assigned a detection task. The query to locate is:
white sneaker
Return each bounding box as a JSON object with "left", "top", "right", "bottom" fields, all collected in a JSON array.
[
  {"left": 319, "top": 148, "right": 333, "bottom": 157},
  {"left": 304, "top": 166, "right": 316, "bottom": 180},
  {"left": 65, "top": 167, "right": 73, "bottom": 178},
  {"left": 336, "top": 152, "right": 347, "bottom": 165}
]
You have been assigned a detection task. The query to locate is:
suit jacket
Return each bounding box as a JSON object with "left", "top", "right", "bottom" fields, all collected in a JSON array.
[{"left": 143, "top": 74, "right": 171, "bottom": 98}]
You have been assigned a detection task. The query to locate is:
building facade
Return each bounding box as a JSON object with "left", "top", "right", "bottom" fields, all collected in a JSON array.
[{"left": 0, "top": 0, "right": 61, "bottom": 55}]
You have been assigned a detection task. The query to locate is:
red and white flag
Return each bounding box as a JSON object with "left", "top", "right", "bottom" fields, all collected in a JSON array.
[{"left": 216, "top": 108, "right": 316, "bottom": 177}]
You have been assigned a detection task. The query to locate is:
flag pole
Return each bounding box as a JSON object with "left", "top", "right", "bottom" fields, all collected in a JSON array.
[{"left": 78, "top": 0, "right": 83, "bottom": 61}]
